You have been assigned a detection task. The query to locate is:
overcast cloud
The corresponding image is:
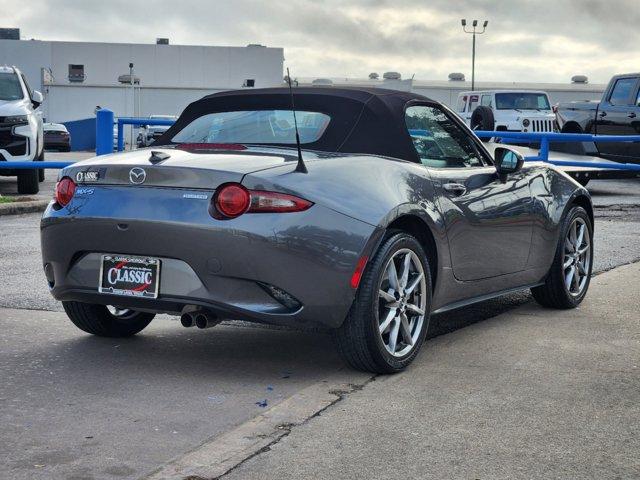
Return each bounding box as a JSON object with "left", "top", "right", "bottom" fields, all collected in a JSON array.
[{"left": 2, "top": 0, "right": 637, "bottom": 83}]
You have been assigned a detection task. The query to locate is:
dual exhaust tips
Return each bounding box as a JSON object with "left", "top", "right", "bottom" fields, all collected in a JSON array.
[{"left": 180, "top": 309, "right": 220, "bottom": 329}]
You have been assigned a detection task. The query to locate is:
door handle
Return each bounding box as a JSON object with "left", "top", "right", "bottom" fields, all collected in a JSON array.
[
  {"left": 598, "top": 111, "right": 607, "bottom": 117},
  {"left": 628, "top": 112, "right": 637, "bottom": 118},
  {"left": 443, "top": 182, "right": 467, "bottom": 196}
]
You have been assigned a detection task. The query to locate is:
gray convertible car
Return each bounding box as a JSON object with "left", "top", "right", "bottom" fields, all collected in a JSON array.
[{"left": 41, "top": 87, "right": 594, "bottom": 373}]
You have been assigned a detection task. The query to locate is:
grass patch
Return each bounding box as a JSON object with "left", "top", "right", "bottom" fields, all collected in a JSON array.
[{"left": 0, "top": 196, "right": 36, "bottom": 204}]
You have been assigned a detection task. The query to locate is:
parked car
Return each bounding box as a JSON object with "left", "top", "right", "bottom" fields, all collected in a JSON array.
[
  {"left": 41, "top": 87, "right": 593, "bottom": 373},
  {"left": 136, "top": 114, "right": 177, "bottom": 147},
  {"left": 43, "top": 122, "right": 71, "bottom": 151},
  {"left": 0, "top": 65, "right": 44, "bottom": 193},
  {"left": 456, "top": 90, "right": 556, "bottom": 139},
  {"left": 555, "top": 73, "right": 640, "bottom": 162}
]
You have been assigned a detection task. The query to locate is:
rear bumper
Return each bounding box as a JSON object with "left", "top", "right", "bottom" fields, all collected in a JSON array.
[
  {"left": 41, "top": 202, "right": 379, "bottom": 329},
  {"left": 44, "top": 139, "right": 70, "bottom": 150}
]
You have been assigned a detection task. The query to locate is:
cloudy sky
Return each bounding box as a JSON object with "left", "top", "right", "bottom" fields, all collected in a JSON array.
[{"left": 3, "top": 0, "right": 638, "bottom": 84}]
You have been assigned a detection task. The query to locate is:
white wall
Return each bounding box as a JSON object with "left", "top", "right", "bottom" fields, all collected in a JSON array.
[
  {"left": 43, "top": 85, "right": 227, "bottom": 122},
  {"left": 0, "top": 39, "right": 284, "bottom": 122}
]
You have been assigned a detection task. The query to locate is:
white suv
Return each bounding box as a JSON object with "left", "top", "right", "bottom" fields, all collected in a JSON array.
[
  {"left": 0, "top": 65, "right": 44, "bottom": 194},
  {"left": 455, "top": 90, "right": 556, "bottom": 139}
]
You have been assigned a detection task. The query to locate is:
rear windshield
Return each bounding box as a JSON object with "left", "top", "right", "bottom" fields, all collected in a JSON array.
[
  {"left": 171, "top": 110, "right": 330, "bottom": 144},
  {"left": 44, "top": 124, "right": 67, "bottom": 132},
  {"left": 0, "top": 72, "right": 24, "bottom": 101},
  {"left": 495, "top": 93, "right": 550, "bottom": 110}
]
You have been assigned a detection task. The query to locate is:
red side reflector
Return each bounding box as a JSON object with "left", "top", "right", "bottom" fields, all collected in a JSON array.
[{"left": 350, "top": 256, "right": 368, "bottom": 289}]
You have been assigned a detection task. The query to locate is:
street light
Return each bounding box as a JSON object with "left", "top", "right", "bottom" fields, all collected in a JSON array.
[{"left": 461, "top": 19, "right": 488, "bottom": 91}]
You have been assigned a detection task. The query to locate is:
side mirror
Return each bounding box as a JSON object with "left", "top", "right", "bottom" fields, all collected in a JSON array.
[
  {"left": 494, "top": 147, "right": 524, "bottom": 175},
  {"left": 31, "top": 90, "right": 43, "bottom": 107}
]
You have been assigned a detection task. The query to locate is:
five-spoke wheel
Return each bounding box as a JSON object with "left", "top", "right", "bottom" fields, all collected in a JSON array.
[
  {"left": 378, "top": 249, "right": 427, "bottom": 357},
  {"left": 333, "top": 232, "right": 432, "bottom": 373},
  {"left": 563, "top": 217, "right": 591, "bottom": 297},
  {"left": 532, "top": 205, "right": 593, "bottom": 308}
]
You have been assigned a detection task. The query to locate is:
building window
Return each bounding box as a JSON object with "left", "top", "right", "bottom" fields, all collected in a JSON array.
[{"left": 68, "top": 64, "right": 85, "bottom": 83}]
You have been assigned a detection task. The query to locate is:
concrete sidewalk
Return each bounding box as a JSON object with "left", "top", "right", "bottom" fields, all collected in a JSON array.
[{"left": 220, "top": 263, "right": 640, "bottom": 480}]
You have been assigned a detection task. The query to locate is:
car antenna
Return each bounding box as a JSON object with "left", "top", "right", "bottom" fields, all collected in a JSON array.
[{"left": 286, "top": 68, "right": 307, "bottom": 173}]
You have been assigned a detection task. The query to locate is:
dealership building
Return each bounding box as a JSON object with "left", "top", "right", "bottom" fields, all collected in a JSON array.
[{"left": 0, "top": 36, "right": 285, "bottom": 123}]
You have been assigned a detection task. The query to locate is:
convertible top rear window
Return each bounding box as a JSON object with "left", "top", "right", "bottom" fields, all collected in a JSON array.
[{"left": 171, "top": 110, "right": 330, "bottom": 145}]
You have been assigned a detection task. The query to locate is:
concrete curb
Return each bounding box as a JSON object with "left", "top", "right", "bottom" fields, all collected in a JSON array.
[
  {"left": 0, "top": 200, "right": 49, "bottom": 216},
  {"left": 143, "top": 372, "right": 373, "bottom": 480}
]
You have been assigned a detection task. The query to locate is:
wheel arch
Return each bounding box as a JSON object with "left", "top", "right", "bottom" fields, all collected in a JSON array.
[
  {"left": 384, "top": 214, "right": 439, "bottom": 292},
  {"left": 561, "top": 121, "right": 583, "bottom": 134},
  {"left": 568, "top": 193, "right": 594, "bottom": 229}
]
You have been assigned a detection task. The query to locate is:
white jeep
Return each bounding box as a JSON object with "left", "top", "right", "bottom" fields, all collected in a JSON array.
[
  {"left": 0, "top": 65, "right": 44, "bottom": 194},
  {"left": 455, "top": 90, "right": 557, "bottom": 140}
]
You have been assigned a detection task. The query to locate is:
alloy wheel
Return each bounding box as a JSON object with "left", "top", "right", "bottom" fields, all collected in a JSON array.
[
  {"left": 377, "top": 249, "right": 427, "bottom": 357},
  {"left": 563, "top": 217, "right": 591, "bottom": 296}
]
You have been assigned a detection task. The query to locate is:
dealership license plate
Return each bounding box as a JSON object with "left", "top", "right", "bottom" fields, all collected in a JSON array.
[{"left": 99, "top": 255, "right": 160, "bottom": 298}]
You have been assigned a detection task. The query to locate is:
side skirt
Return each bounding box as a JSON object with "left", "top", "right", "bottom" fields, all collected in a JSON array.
[{"left": 430, "top": 282, "right": 544, "bottom": 315}]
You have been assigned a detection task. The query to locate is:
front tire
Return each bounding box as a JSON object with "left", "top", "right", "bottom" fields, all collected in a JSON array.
[
  {"left": 36, "top": 148, "right": 45, "bottom": 182},
  {"left": 62, "top": 301, "right": 155, "bottom": 337},
  {"left": 333, "top": 232, "right": 432, "bottom": 374},
  {"left": 531, "top": 206, "right": 593, "bottom": 309}
]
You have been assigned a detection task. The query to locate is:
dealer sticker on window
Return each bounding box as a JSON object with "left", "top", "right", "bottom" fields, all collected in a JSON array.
[{"left": 99, "top": 255, "right": 160, "bottom": 298}]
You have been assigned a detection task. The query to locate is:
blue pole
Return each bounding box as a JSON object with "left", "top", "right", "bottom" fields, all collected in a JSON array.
[
  {"left": 539, "top": 137, "right": 550, "bottom": 162},
  {"left": 117, "top": 120, "right": 124, "bottom": 152},
  {"left": 95, "top": 108, "right": 114, "bottom": 155}
]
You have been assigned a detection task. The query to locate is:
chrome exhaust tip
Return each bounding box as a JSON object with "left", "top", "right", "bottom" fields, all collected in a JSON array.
[
  {"left": 194, "top": 311, "right": 220, "bottom": 329},
  {"left": 180, "top": 312, "right": 195, "bottom": 328}
]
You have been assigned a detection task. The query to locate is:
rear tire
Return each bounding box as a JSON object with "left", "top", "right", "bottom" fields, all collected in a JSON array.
[
  {"left": 333, "top": 233, "right": 432, "bottom": 374},
  {"left": 17, "top": 169, "right": 39, "bottom": 194},
  {"left": 531, "top": 206, "right": 593, "bottom": 309},
  {"left": 62, "top": 301, "right": 155, "bottom": 337}
]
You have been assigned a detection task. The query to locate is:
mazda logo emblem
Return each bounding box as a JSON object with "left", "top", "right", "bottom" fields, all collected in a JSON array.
[{"left": 129, "top": 167, "right": 146, "bottom": 184}]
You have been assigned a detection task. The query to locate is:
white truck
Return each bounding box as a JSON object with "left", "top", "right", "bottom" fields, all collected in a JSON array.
[
  {"left": 0, "top": 65, "right": 44, "bottom": 194},
  {"left": 455, "top": 90, "right": 557, "bottom": 139}
]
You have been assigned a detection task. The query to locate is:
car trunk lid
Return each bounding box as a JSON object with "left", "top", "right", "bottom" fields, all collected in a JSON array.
[{"left": 61, "top": 146, "right": 303, "bottom": 189}]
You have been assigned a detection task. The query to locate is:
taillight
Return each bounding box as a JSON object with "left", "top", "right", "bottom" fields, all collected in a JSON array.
[
  {"left": 54, "top": 177, "right": 76, "bottom": 207},
  {"left": 214, "top": 183, "right": 251, "bottom": 218},
  {"left": 212, "top": 183, "right": 313, "bottom": 219},
  {"left": 249, "top": 191, "right": 313, "bottom": 213}
]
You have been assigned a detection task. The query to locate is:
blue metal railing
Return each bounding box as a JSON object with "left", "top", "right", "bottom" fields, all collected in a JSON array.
[
  {"left": 474, "top": 130, "right": 640, "bottom": 171},
  {"left": 115, "top": 117, "right": 175, "bottom": 153}
]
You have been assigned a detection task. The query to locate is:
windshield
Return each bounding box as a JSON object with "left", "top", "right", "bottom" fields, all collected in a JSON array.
[
  {"left": 171, "top": 110, "right": 331, "bottom": 144},
  {"left": 495, "top": 93, "right": 551, "bottom": 110},
  {"left": 0, "top": 72, "right": 24, "bottom": 101}
]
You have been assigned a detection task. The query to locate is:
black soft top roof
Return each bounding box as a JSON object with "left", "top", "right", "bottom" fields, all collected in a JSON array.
[{"left": 155, "top": 87, "right": 438, "bottom": 162}]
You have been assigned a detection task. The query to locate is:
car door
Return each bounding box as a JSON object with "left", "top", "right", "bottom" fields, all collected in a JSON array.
[
  {"left": 595, "top": 75, "right": 640, "bottom": 158},
  {"left": 629, "top": 87, "right": 640, "bottom": 160},
  {"left": 405, "top": 104, "right": 533, "bottom": 281}
]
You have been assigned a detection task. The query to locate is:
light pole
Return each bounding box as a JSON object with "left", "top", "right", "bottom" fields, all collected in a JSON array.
[{"left": 461, "top": 19, "right": 488, "bottom": 91}]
